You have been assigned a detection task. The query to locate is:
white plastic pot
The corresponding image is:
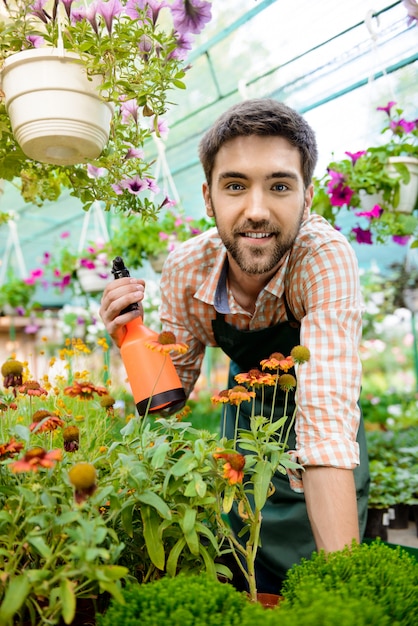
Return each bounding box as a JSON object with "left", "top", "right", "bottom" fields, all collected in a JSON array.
[
  {"left": 359, "top": 156, "right": 418, "bottom": 215},
  {"left": 76, "top": 260, "right": 111, "bottom": 294},
  {"left": 1, "top": 48, "right": 113, "bottom": 165}
]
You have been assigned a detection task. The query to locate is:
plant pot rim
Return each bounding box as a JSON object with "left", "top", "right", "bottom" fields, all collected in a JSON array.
[
  {"left": 2, "top": 47, "right": 84, "bottom": 69},
  {"left": 388, "top": 156, "right": 418, "bottom": 165}
]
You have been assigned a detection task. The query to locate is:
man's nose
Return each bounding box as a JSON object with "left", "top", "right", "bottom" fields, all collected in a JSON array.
[{"left": 243, "top": 187, "right": 270, "bottom": 221}]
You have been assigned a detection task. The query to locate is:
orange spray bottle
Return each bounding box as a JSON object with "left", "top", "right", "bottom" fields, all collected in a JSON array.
[{"left": 111, "top": 257, "right": 186, "bottom": 415}]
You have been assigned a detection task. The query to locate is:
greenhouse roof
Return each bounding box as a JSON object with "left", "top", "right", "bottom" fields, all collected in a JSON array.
[{"left": 0, "top": 0, "right": 417, "bottom": 305}]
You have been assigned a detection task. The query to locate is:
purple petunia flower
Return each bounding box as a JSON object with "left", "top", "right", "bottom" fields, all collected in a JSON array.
[
  {"left": 120, "top": 175, "right": 148, "bottom": 194},
  {"left": 390, "top": 119, "right": 416, "bottom": 135},
  {"left": 123, "top": 144, "right": 144, "bottom": 160},
  {"left": 120, "top": 99, "right": 139, "bottom": 124},
  {"left": 345, "top": 150, "right": 366, "bottom": 164},
  {"left": 29, "top": 0, "right": 49, "bottom": 23},
  {"left": 352, "top": 226, "right": 373, "bottom": 244},
  {"left": 96, "top": 0, "right": 123, "bottom": 34},
  {"left": 126, "top": 0, "right": 166, "bottom": 24},
  {"left": 170, "top": 0, "right": 212, "bottom": 35},
  {"left": 355, "top": 204, "right": 383, "bottom": 220},
  {"left": 329, "top": 182, "right": 354, "bottom": 207},
  {"left": 377, "top": 101, "right": 397, "bottom": 116},
  {"left": 26, "top": 34, "right": 45, "bottom": 48},
  {"left": 392, "top": 235, "right": 411, "bottom": 246},
  {"left": 168, "top": 31, "right": 194, "bottom": 60}
]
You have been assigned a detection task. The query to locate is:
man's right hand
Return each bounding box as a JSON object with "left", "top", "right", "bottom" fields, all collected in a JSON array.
[{"left": 99, "top": 277, "right": 145, "bottom": 348}]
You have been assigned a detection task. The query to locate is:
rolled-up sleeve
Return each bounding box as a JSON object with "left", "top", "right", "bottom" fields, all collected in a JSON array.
[{"left": 286, "top": 237, "right": 363, "bottom": 492}]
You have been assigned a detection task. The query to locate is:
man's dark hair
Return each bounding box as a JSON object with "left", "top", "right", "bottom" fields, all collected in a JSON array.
[{"left": 198, "top": 98, "right": 318, "bottom": 189}]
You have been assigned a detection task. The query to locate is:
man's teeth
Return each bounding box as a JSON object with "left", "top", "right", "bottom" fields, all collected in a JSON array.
[{"left": 243, "top": 232, "right": 271, "bottom": 238}]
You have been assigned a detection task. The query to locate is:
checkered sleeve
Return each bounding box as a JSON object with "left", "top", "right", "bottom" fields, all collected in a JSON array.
[{"left": 286, "top": 236, "right": 363, "bottom": 492}]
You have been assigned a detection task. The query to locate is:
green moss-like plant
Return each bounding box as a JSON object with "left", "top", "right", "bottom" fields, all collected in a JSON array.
[
  {"left": 281, "top": 540, "right": 418, "bottom": 626},
  {"left": 96, "top": 574, "right": 265, "bottom": 626}
]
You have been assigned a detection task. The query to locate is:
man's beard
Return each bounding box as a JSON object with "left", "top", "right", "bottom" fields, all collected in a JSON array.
[{"left": 213, "top": 209, "right": 305, "bottom": 275}]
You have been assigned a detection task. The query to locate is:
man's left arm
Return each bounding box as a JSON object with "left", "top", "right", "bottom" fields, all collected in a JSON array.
[{"left": 302, "top": 466, "right": 359, "bottom": 551}]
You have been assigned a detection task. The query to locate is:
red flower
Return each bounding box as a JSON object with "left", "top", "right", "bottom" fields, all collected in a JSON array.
[
  {"left": 214, "top": 451, "right": 245, "bottom": 485},
  {"left": 0, "top": 438, "right": 24, "bottom": 460},
  {"left": 11, "top": 447, "right": 62, "bottom": 473},
  {"left": 64, "top": 381, "right": 108, "bottom": 399}
]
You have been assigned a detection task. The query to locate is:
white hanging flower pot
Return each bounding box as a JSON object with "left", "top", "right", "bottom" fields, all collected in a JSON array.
[
  {"left": 359, "top": 156, "right": 418, "bottom": 215},
  {"left": 76, "top": 260, "right": 111, "bottom": 294},
  {"left": 1, "top": 48, "right": 113, "bottom": 166}
]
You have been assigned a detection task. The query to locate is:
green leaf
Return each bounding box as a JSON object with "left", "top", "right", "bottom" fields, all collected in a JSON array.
[
  {"left": 60, "top": 578, "right": 76, "bottom": 625},
  {"left": 136, "top": 491, "right": 172, "bottom": 520},
  {"left": 27, "top": 535, "right": 52, "bottom": 559},
  {"left": 170, "top": 451, "right": 198, "bottom": 477},
  {"left": 172, "top": 79, "right": 186, "bottom": 89},
  {"left": 140, "top": 505, "right": 165, "bottom": 570},
  {"left": 121, "top": 503, "right": 134, "bottom": 537},
  {"left": 150, "top": 441, "right": 170, "bottom": 469},
  {"left": 0, "top": 575, "right": 31, "bottom": 623},
  {"left": 222, "top": 484, "right": 236, "bottom": 514},
  {"left": 199, "top": 544, "right": 217, "bottom": 578},
  {"left": 99, "top": 580, "right": 125, "bottom": 605},
  {"left": 253, "top": 460, "right": 272, "bottom": 510},
  {"left": 166, "top": 537, "right": 186, "bottom": 577}
]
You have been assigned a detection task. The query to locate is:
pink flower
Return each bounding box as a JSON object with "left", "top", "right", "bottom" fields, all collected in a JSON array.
[
  {"left": 345, "top": 150, "right": 366, "bottom": 164},
  {"left": 170, "top": 0, "right": 212, "bottom": 35},
  {"left": 329, "top": 182, "right": 354, "bottom": 207},
  {"left": 377, "top": 101, "right": 397, "bottom": 116},
  {"left": 26, "top": 34, "right": 45, "bottom": 47},
  {"left": 96, "top": 0, "right": 123, "bottom": 34},
  {"left": 121, "top": 99, "right": 139, "bottom": 124},
  {"left": 392, "top": 235, "right": 411, "bottom": 246},
  {"left": 355, "top": 204, "right": 383, "bottom": 219},
  {"left": 60, "top": 231, "right": 71, "bottom": 239}
]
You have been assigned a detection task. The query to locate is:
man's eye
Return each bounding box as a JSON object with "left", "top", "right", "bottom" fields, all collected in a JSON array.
[
  {"left": 227, "top": 183, "right": 244, "bottom": 191},
  {"left": 273, "top": 183, "right": 288, "bottom": 191}
]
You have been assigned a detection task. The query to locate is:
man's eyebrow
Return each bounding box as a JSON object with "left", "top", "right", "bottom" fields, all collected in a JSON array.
[{"left": 217, "top": 171, "right": 299, "bottom": 181}]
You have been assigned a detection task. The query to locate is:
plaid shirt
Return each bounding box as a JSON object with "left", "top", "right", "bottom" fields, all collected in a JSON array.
[{"left": 159, "top": 213, "right": 362, "bottom": 491}]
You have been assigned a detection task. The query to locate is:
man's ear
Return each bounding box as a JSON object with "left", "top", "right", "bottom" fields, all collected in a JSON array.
[
  {"left": 202, "top": 182, "right": 214, "bottom": 217},
  {"left": 303, "top": 183, "right": 314, "bottom": 219}
]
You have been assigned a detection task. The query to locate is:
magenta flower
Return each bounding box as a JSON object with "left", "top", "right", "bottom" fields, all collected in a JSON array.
[
  {"left": 80, "top": 258, "right": 96, "bottom": 269},
  {"left": 26, "top": 34, "right": 45, "bottom": 47},
  {"left": 390, "top": 119, "right": 416, "bottom": 135},
  {"left": 120, "top": 175, "right": 148, "bottom": 194},
  {"left": 42, "top": 252, "right": 51, "bottom": 265},
  {"left": 52, "top": 274, "right": 72, "bottom": 292},
  {"left": 60, "top": 231, "right": 71, "bottom": 239},
  {"left": 159, "top": 232, "right": 169, "bottom": 240},
  {"left": 352, "top": 226, "right": 373, "bottom": 244},
  {"left": 355, "top": 204, "right": 383, "bottom": 220},
  {"left": 345, "top": 150, "right": 366, "bottom": 164},
  {"left": 377, "top": 101, "right": 397, "bottom": 116},
  {"left": 329, "top": 182, "right": 354, "bottom": 207},
  {"left": 392, "top": 235, "right": 411, "bottom": 245},
  {"left": 158, "top": 195, "right": 177, "bottom": 210},
  {"left": 96, "top": 0, "right": 123, "bottom": 34},
  {"left": 326, "top": 170, "right": 346, "bottom": 189},
  {"left": 402, "top": 0, "right": 418, "bottom": 25},
  {"left": 170, "top": 0, "right": 212, "bottom": 35}
]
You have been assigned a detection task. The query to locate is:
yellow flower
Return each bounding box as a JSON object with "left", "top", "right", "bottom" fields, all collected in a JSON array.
[
  {"left": 228, "top": 385, "right": 256, "bottom": 406},
  {"left": 278, "top": 373, "right": 297, "bottom": 391}
]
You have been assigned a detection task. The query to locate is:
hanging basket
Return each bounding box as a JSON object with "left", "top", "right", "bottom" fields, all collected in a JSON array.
[
  {"left": 76, "top": 260, "right": 111, "bottom": 294},
  {"left": 359, "top": 156, "right": 418, "bottom": 215},
  {"left": 1, "top": 48, "right": 113, "bottom": 165}
]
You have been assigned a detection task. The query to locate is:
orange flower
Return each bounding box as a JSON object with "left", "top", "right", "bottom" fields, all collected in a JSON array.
[
  {"left": 228, "top": 385, "right": 256, "bottom": 406},
  {"left": 11, "top": 447, "right": 62, "bottom": 473},
  {"left": 214, "top": 451, "right": 245, "bottom": 485},
  {"left": 277, "top": 356, "right": 295, "bottom": 372},
  {"left": 30, "top": 410, "right": 65, "bottom": 433},
  {"left": 259, "top": 352, "right": 285, "bottom": 370},
  {"left": 174, "top": 405, "right": 192, "bottom": 421},
  {"left": 18, "top": 381, "right": 48, "bottom": 396},
  {"left": 278, "top": 373, "right": 297, "bottom": 391},
  {"left": 145, "top": 331, "right": 188, "bottom": 355},
  {"left": 211, "top": 390, "right": 231, "bottom": 404},
  {"left": 0, "top": 438, "right": 24, "bottom": 460},
  {"left": 64, "top": 381, "right": 108, "bottom": 399},
  {"left": 234, "top": 368, "right": 275, "bottom": 387}
]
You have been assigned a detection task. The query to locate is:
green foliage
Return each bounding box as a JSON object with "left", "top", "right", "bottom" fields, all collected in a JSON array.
[
  {"left": 312, "top": 102, "right": 418, "bottom": 244},
  {"left": 0, "top": 1, "right": 210, "bottom": 218},
  {"left": 0, "top": 275, "right": 36, "bottom": 312},
  {"left": 110, "top": 211, "right": 214, "bottom": 269},
  {"left": 97, "top": 574, "right": 261, "bottom": 626},
  {"left": 281, "top": 540, "right": 418, "bottom": 626}
]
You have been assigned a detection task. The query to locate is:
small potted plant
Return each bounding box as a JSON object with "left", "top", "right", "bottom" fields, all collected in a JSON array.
[
  {"left": 0, "top": 0, "right": 212, "bottom": 218},
  {"left": 0, "top": 273, "right": 37, "bottom": 316},
  {"left": 110, "top": 209, "right": 214, "bottom": 271},
  {"left": 312, "top": 101, "right": 418, "bottom": 245}
]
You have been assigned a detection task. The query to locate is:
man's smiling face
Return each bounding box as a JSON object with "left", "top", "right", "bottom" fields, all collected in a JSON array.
[{"left": 203, "top": 134, "right": 313, "bottom": 276}]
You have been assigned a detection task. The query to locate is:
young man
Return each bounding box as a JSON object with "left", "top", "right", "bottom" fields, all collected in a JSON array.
[{"left": 99, "top": 98, "right": 369, "bottom": 593}]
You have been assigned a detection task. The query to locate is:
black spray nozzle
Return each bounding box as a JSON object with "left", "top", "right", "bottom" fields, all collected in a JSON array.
[
  {"left": 112, "top": 256, "right": 130, "bottom": 279},
  {"left": 112, "top": 256, "right": 139, "bottom": 313}
]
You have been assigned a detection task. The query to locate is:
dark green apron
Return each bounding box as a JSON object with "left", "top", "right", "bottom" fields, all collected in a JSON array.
[{"left": 211, "top": 303, "right": 369, "bottom": 593}]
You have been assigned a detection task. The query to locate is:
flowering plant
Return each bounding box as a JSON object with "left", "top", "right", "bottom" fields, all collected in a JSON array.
[
  {"left": 26, "top": 230, "right": 112, "bottom": 295},
  {"left": 0, "top": 273, "right": 38, "bottom": 314},
  {"left": 312, "top": 102, "right": 418, "bottom": 246},
  {"left": 0, "top": 0, "right": 212, "bottom": 219},
  {"left": 110, "top": 208, "right": 214, "bottom": 269}
]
